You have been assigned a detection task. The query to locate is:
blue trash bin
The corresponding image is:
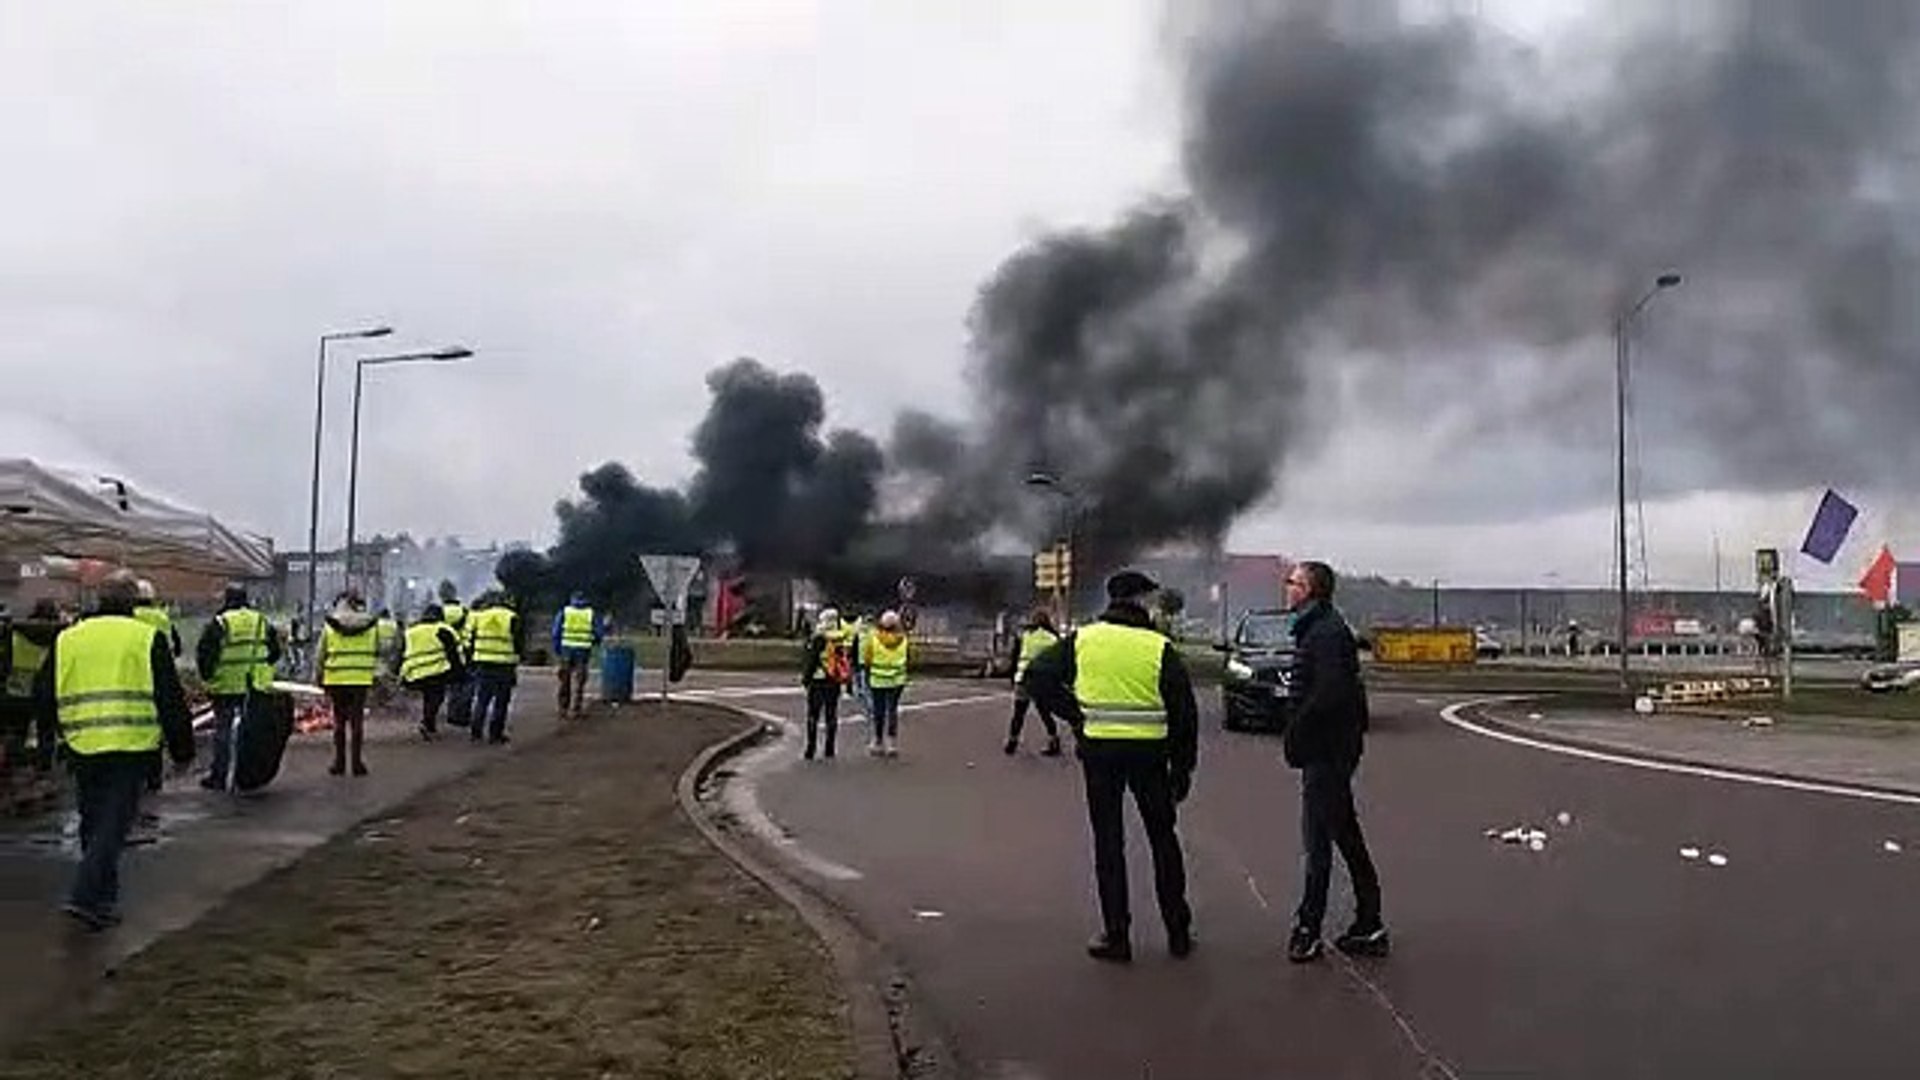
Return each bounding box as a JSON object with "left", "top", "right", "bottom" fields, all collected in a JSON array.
[{"left": 601, "top": 644, "right": 636, "bottom": 704}]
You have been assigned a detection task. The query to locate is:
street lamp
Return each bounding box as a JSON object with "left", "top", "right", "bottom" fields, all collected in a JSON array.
[
  {"left": 1615, "top": 272, "right": 1681, "bottom": 692},
  {"left": 343, "top": 346, "right": 473, "bottom": 591},
  {"left": 306, "top": 326, "right": 393, "bottom": 637}
]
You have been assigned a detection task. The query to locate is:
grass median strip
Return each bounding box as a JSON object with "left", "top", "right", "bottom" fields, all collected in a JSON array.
[{"left": 0, "top": 703, "right": 853, "bottom": 1080}]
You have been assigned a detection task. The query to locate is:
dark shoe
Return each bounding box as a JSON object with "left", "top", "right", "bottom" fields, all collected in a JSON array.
[
  {"left": 1169, "top": 924, "right": 1195, "bottom": 959},
  {"left": 327, "top": 760, "right": 346, "bottom": 777},
  {"left": 351, "top": 761, "right": 369, "bottom": 778},
  {"left": 1288, "top": 926, "right": 1324, "bottom": 963},
  {"left": 199, "top": 774, "right": 226, "bottom": 792},
  {"left": 61, "top": 903, "right": 116, "bottom": 932},
  {"left": 1335, "top": 922, "right": 1390, "bottom": 957},
  {"left": 1003, "top": 739, "right": 1018, "bottom": 755},
  {"left": 1042, "top": 737, "right": 1063, "bottom": 757},
  {"left": 488, "top": 735, "right": 510, "bottom": 746},
  {"left": 804, "top": 745, "right": 817, "bottom": 761},
  {"left": 1085, "top": 932, "right": 1133, "bottom": 964},
  {"left": 419, "top": 726, "right": 437, "bottom": 742}
]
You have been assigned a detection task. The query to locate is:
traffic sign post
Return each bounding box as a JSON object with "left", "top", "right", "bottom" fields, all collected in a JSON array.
[
  {"left": 1034, "top": 543, "right": 1073, "bottom": 626},
  {"left": 639, "top": 554, "right": 701, "bottom": 702}
]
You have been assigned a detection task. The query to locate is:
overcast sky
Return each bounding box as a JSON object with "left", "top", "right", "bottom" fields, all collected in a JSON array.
[{"left": 0, "top": 1, "right": 1893, "bottom": 592}]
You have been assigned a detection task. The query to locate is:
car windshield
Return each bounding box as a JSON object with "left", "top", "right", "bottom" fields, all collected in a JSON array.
[{"left": 1236, "top": 614, "right": 1292, "bottom": 648}]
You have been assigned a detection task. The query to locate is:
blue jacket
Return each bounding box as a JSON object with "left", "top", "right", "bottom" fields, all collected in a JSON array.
[{"left": 551, "top": 607, "right": 607, "bottom": 654}]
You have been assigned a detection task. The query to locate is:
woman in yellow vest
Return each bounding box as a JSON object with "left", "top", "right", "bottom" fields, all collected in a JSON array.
[
  {"left": 860, "top": 610, "right": 911, "bottom": 757},
  {"left": 800, "top": 607, "right": 852, "bottom": 760},
  {"left": 315, "top": 590, "right": 380, "bottom": 776}
]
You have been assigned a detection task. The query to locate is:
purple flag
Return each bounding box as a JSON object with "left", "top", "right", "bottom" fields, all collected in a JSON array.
[{"left": 1800, "top": 489, "right": 1859, "bottom": 565}]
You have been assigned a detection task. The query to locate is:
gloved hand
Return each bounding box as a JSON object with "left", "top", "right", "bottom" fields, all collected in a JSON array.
[{"left": 1169, "top": 768, "right": 1192, "bottom": 804}]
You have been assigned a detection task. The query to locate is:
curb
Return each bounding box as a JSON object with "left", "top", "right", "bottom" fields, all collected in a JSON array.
[
  {"left": 674, "top": 704, "right": 959, "bottom": 1080},
  {"left": 1460, "top": 701, "right": 1920, "bottom": 801}
]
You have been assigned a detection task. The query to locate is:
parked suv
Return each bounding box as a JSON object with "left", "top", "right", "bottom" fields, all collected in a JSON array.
[{"left": 1218, "top": 609, "right": 1297, "bottom": 732}]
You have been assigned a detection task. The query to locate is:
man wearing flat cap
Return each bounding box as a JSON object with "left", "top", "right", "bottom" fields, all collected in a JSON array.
[{"left": 1022, "top": 568, "right": 1199, "bottom": 963}]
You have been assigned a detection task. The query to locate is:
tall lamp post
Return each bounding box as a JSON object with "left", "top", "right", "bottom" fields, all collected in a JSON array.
[
  {"left": 343, "top": 346, "right": 474, "bottom": 591},
  {"left": 1025, "top": 471, "right": 1078, "bottom": 625},
  {"left": 306, "top": 326, "right": 392, "bottom": 636},
  {"left": 1615, "top": 272, "right": 1682, "bottom": 692}
]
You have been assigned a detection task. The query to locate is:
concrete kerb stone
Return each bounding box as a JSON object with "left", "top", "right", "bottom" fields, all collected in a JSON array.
[
  {"left": 676, "top": 702, "right": 959, "bottom": 1080},
  {"left": 1459, "top": 699, "right": 1920, "bottom": 801}
]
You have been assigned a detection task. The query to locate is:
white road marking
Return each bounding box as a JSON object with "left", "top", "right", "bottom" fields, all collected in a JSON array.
[
  {"left": 713, "top": 691, "right": 1010, "bottom": 883},
  {"left": 1439, "top": 699, "right": 1920, "bottom": 807}
]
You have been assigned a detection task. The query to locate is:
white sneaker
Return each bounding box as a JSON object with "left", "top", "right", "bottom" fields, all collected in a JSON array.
[
  {"left": 868, "top": 741, "right": 883, "bottom": 757},
  {"left": 883, "top": 736, "right": 898, "bottom": 757}
]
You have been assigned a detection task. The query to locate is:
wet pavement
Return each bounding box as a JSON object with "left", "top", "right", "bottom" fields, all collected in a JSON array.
[
  {"left": 0, "top": 671, "right": 565, "bottom": 1046},
  {"left": 726, "top": 677, "right": 1920, "bottom": 1078}
]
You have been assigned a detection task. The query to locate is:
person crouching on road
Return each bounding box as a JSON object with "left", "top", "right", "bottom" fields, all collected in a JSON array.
[
  {"left": 801, "top": 607, "right": 851, "bottom": 760},
  {"left": 552, "top": 592, "right": 603, "bottom": 720},
  {"left": 1282, "top": 560, "right": 1387, "bottom": 962},
  {"left": 315, "top": 590, "right": 379, "bottom": 777},
  {"left": 467, "top": 593, "right": 523, "bottom": 745},
  {"left": 1023, "top": 569, "right": 1197, "bottom": 964},
  {"left": 1005, "top": 607, "right": 1063, "bottom": 757},
  {"left": 33, "top": 571, "right": 195, "bottom": 931},
  {"left": 861, "top": 610, "right": 910, "bottom": 757},
  {"left": 401, "top": 604, "right": 467, "bottom": 740}
]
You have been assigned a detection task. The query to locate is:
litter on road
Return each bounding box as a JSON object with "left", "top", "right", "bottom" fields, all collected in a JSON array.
[
  {"left": 1708, "top": 853, "right": 1730, "bottom": 867},
  {"left": 1886, "top": 840, "right": 1904, "bottom": 854},
  {"left": 1556, "top": 811, "right": 1573, "bottom": 826},
  {"left": 1680, "top": 847, "right": 1702, "bottom": 860},
  {"left": 913, "top": 909, "right": 946, "bottom": 920}
]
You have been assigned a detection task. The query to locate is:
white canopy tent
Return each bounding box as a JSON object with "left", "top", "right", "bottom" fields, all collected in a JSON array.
[{"left": 0, "top": 457, "right": 273, "bottom": 579}]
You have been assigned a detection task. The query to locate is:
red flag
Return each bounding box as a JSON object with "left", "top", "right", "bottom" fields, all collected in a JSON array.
[{"left": 1860, "top": 545, "right": 1897, "bottom": 605}]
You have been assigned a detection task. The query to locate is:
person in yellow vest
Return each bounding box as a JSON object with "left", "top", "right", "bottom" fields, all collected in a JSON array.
[
  {"left": 1005, "top": 608, "right": 1063, "bottom": 757},
  {"left": 314, "top": 590, "right": 380, "bottom": 777},
  {"left": 551, "top": 592, "right": 604, "bottom": 720},
  {"left": 401, "top": 603, "right": 467, "bottom": 740},
  {"left": 860, "top": 610, "right": 911, "bottom": 757},
  {"left": 132, "top": 580, "right": 182, "bottom": 659},
  {"left": 3, "top": 599, "right": 64, "bottom": 780},
  {"left": 467, "top": 593, "right": 523, "bottom": 745},
  {"left": 440, "top": 589, "right": 475, "bottom": 730},
  {"left": 130, "top": 580, "right": 185, "bottom": 821},
  {"left": 194, "top": 583, "right": 281, "bottom": 792},
  {"left": 1022, "top": 569, "right": 1198, "bottom": 964},
  {"left": 374, "top": 607, "right": 400, "bottom": 669},
  {"left": 800, "top": 607, "right": 852, "bottom": 760},
  {"left": 32, "top": 572, "right": 194, "bottom": 931}
]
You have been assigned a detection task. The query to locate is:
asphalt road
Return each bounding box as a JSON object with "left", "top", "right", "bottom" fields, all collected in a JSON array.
[{"left": 702, "top": 675, "right": 1920, "bottom": 1078}]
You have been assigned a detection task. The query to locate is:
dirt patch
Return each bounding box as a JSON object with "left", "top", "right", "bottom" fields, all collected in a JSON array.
[{"left": 0, "top": 703, "right": 853, "bottom": 1080}]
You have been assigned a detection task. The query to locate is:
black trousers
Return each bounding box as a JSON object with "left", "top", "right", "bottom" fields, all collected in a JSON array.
[
  {"left": 1081, "top": 743, "right": 1190, "bottom": 937},
  {"left": 418, "top": 679, "right": 447, "bottom": 733},
  {"left": 327, "top": 686, "right": 368, "bottom": 767},
  {"left": 70, "top": 754, "right": 148, "bottom": 915},
  {"left": 1294, "top": 759, "right": 1383, "bottom": 934},
  {"left": 473, "top": 669, "right": 514, "bottom": 741},
  {"left": 805, "top": 681, "right": 840, "bottom": 757},
  {"left": 1007, "top": 691, "right": 1058, "bottom": 743}
]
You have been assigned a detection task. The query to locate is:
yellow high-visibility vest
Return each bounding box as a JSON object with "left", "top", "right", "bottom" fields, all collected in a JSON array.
[
  {"left": 132, "top": 605, "right": 172, "bottom": 635},
  {"left": 560, "top": 605, "right": 596, "bottom": 651},
  {"left": 209, "top": 608, "right": 273, "bottom": 696},
  {"left": 442, "top": 603, "right": 467, "bottom": 633},
  {"left": 6, "top": 630, "right": 49, "bottom": 699},
  {"left": 1016, "top": 627, "right": 1059, "bottom": 682},
  {"left": 1072, "top": 621, "right": 1168, "bottom": 741},
  {"left": 55, "top": 615, "right": 162, "bottom": 756},
  {"left": 321, "top": 625, "right": 378, "bottom": 687},
  {"left": 401, "top": 622, "right": 453, "bottom": 684},
  {"left": 470, "top": 607, "right": 518, "bottom": 666},
  {"left": 863, "top": 633, "right": 910, "bottom": 689},
  {"left": 375, "top": 617, "right": 399, "bottom": 655}
]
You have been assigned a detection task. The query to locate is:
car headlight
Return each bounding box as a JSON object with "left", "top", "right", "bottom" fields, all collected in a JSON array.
[{"left": 1225, "top": 658, "right": 1255, "bottom": 680}]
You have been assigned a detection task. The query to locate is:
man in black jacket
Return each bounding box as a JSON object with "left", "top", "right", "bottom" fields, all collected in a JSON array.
[
  {"left": 1283, "top": 560, "right": 1387, "bottom": 962},
  {"left": 1025, "top": 569, "right": 1198, "bottom": 963}
]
